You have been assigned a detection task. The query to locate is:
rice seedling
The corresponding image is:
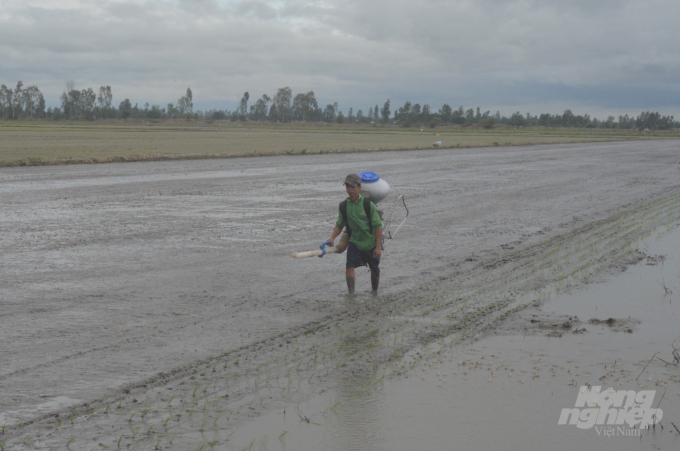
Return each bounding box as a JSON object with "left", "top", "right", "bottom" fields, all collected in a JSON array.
[
  {"left": 167, "top": 433, "right": 178, "bottom": 445},
  {"left": 66, "top": 437, "right": 75, "bottom": 449},
  {"left": 199, "top": 418, "right": 209, "bottom": 432},
  {"left": 278, "top": 431, "right": 288, "bottom": 440},
  {"left": 0, "top": 425, "right": 5, "bottom": 435},
  {"left": 241, "top": 438, "right": 256, "bottom": 451},
  {"left": 213, "top": 416, "right": 220, "bottom": 427},
  {"left": 128, "top": 412, "right": 137, "bottom": 423},
  {"left": 258, "top": 434, "right": 269, "bottom": 448},
  {"left": 0, "top": 442, "right": 4, "bottom": 451},
  {"left": 208, "top": 432, "right": 220, "bottom": 448},
  {"left": 104, "top": 403, "right": 113, "bottom": 414},
  {"left": 193, "top": 385, "right": 200, "bottom": 397},
  {"left": 141, "top": 405, "right": 152, "bottom": 418},
  {"left": 69, "top": 413, "right": 77, "bottom": 426},
  {"left": 154, "top": 437, "right": 163, "bottom": 450},
  {"left": 163, "top": 415, "right": 172, "bottom": 428},
  {"left": 147, "top": 423, "right": 156, "bottom": 434},
  {"left": 130, "top": 426, "right": 142, "bottom": 439},
  {"left": 323, "top": 399, "right": 341, "bottom": 415},
  {"left": 225, "top": 431, "right": 236, "bottom": 441}
]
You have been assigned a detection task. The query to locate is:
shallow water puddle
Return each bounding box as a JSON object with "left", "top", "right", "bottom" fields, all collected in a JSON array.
[{"left": 222, "top": 225, "right": 680, "bottom": 451}]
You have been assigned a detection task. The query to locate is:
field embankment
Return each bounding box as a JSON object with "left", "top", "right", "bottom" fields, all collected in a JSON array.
[{"left": 1, "top": 121, "right": 676, "bottom": 167}]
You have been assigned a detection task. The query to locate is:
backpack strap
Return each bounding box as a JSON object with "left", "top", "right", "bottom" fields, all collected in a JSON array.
[
  {"left": 339, "top": 200, "right": 350, "bottom": 236},
  {"left": 340, "top": 198, "right": 375, "bottom": 236},
  {"left": 364, "top": 197, "right": 374, "bottom": 234}
]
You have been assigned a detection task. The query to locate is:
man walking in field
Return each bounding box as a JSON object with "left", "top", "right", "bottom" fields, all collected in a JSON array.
[{"left": 326, "top": 174, "right": 383, "bottom": 295}]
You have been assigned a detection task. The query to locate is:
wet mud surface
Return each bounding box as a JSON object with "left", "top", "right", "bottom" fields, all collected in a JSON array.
[{"left": 1, "top": 140, "right": 680, "bottom": 450}]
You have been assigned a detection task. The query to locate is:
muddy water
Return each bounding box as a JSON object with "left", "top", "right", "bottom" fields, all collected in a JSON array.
[
  {"left": 226, "top": 227, "right": 680, "bottom": 451},
  {"left": 2, "top": 140, "right": 680, "bottom": 450}
]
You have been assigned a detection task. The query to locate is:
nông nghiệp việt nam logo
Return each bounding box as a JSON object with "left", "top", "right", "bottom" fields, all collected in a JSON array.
[{"left": 558, "top": 386, "right": 662, "bottom": 431}]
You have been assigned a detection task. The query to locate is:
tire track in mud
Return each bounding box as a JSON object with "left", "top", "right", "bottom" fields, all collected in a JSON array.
[{"left": 4, "top": 189, "right": 680, "bottom": 451}]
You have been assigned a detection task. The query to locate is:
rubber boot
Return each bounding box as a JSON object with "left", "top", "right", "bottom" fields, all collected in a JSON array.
[
  {"left": 346, "top": 276, "right": 356, "bottom": 295},
  {"left": 371, "top": 275, "right": 379, "bottom": 295}
]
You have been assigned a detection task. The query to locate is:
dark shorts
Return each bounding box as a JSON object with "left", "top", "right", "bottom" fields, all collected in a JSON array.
[{"left": 346, "top": 241, "right": 380, "bottom": 276}]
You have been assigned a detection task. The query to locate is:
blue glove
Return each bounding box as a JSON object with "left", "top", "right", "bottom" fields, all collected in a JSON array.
[{"left": 319, "top": 241, "right": 332, "bottom": 258}]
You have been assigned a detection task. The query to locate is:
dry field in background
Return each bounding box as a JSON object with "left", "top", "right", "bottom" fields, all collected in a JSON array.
[{"left": 1, "top": 121, "right": 676, "bottom": 166}]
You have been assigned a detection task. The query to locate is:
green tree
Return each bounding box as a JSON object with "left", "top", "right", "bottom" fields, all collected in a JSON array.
[
  {"left": 177, "top": 88, "right": 193, "bottom": 116},
  {"left": 273, "top": 87, "right": 292, "bottom": 122},
  {"left": 508, "top": 111, "right": 527, "bottom": 126},
  {"left": 439, "top": 104, "right": 452, "bottom": 122},
  {"left": 238, "top": 91, "right": 249, "bottom": 119},
  {"left": 292, "top": 91, "right": 318, "bottom": 122},
  {"left": 323, "top": 103, "right": 337, "bottom": 122},
  {"left": 22, "top": 85, "right": 45, "bottom": 118},
  {"left": 12, "top": 81, "right": 24, "bottom": 119},
  {"left": 422, "top": 104, "right": 430, "bottom": 122},
  {"left": 97, "top": 86, "right": 112, "bottom": 118},
  {"left": 80, "top": 88, "right": 96, "bottom": 120},
  {"left": 251, "top": 94, "right": 271, "bottom": 121},
  {"left": 381, "top": 99, "right": 390, "bottom": 123},
  {"left": 0, "top": 84, "right": 11, "bottom": 118},
  {"left": 119, "top": 98, "right": 132, "bottom": 119},
  {"left": 268, "top": 103, "right": 278, "bottom": 122}
]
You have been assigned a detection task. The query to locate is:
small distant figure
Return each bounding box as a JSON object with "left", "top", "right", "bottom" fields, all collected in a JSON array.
[{"left": 433, "top": 141, "right": 441, "bottom": 148}]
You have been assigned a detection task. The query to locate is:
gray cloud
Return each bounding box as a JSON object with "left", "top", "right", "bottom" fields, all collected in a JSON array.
[{"left": 0, "top": 0, "right": 678, "bottom": 117}]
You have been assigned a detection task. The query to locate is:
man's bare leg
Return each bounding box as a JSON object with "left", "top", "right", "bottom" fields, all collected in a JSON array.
[
  {"left": 370, "top": 269, "right": 379, "bottom": 295},
  {"left": 346, "top": 267, "right": 356, "bottom": 295}
]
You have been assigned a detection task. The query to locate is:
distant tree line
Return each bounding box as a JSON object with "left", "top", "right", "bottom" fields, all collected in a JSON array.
[
  {"left": 1, "top": 81, "right": 677, "bottom": 130},
  {"left": 0, "top": 81, "right": 46, "bottom": 119},
  {"left": 0, "top": 81, "right": 195, "bottom": 121}
]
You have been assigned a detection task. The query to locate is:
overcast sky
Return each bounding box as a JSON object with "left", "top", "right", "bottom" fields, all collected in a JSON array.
[{"left": 1, "top": 0, "right": 678, "bottom": 118}]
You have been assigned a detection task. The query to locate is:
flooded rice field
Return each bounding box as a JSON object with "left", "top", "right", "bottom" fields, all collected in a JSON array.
[{"left": 1, "top": 140, "right": 680, "bottom": 450}]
